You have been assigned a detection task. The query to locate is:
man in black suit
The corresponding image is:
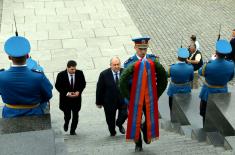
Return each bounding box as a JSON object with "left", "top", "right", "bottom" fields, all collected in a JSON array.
[
  {"left": 96, "top": 56, "right": 127, "bottom": 136},
  {"left": 55, "top": 60, "right": 86, "bottom": 135}
]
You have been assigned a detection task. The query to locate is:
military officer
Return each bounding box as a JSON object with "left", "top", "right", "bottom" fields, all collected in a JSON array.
[
  {"left": 198, "top": 39, "right": 234, "bottom": 125},
  {"left": 0, "top": 36, "right": 53, "bottom": 118},
  {"left": 121, "top": 36, "right": 167, "bottom": 152},
  {"left": 167, "top": 48, "right": 194, "bottom": 112}
]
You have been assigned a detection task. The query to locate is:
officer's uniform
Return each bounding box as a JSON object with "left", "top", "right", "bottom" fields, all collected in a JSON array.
[
  {"left": 198, "top": 39, "right": 234, "bottom": 124},
  {"left": 124, "top": 53, "right": 158, "bottom": 68},
  {"left": 0, "top": 36, "right": 53, "bottom": 118},
  {"left": 27, "top": 56, "right": 50, "bottom": 113},
  {"left": 122, "top": 36, "right": 166, "bottom": 152},
  {"left": 167, "top": 48, "right": 194, "bottom": 111}
]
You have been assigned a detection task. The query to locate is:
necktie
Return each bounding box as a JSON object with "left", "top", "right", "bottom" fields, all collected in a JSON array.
[
  {"left": 115, "top": 72, "right": 119, "bottom": 86},
  {"left": 70, "top": 75, "right": 74, "bottom": 89}
]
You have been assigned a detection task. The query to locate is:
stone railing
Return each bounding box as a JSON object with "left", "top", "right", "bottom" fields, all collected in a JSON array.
[
  {"left": 169, "top": 90, "right": 235, "bottom": 151},
  {"left": 0, "top": 114, "right": 57, "bottom": 155}
]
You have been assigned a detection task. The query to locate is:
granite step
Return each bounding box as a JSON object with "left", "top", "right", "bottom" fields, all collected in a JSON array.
[{"left": 51, "top": 94, "right": 234, "bottom": 155}]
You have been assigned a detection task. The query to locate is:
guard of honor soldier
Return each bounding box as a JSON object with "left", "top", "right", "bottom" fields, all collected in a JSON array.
[
  {"left": 0, "top": 36, "right": 53, "bottom": 118},
  {"left": 167, "top": 48, "right": 194, "bottom": 112},
  {"left": 120, "top": 36, "right": 167, "bottom": 152},
  {"left": 198, "top": 39, "right": 234, "bottom": 125}
]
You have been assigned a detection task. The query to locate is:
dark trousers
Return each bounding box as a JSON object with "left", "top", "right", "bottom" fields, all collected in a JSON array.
[
  {"left": 104, "top": 105, "right": 127, "bottom": 135},
  {"left": 63, "top": 107, "right": 80, "bottom": 132},
  {"left": 135, "top": 107, "right": 148, "bottom": 147},
  {"left": 169, "top": 96, "right": 173, "bottom": 111},
  {"left": 200, "top": 100, "right": 207, "bottom": 126}
]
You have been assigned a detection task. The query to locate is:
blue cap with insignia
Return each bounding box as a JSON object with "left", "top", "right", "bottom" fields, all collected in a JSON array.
[
  {"left": 132, "top": 36, "right": 150, "bottom": 49},
  {"left": 216, "top": 39, "right": 232, "bottom": 54},
  {"left": 4, "top": 36, "right": 31, "bottom": 57},
  {"left": 177, "top": 48, "right": 189, "bottom": 58}
]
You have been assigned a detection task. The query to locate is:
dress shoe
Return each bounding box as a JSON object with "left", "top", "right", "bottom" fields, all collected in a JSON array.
[
  {"left": 63, "top": 123, "right": 68, "bottom": 132},
  {"left": 110, "top": 131, "right": 116, "bottom": 136},
  {"left": 135, "top": 145, "right": 143, "bottom": 152},
  {"left": 70, "top": 131, "right": 77, "bottom": 135},
  {"left": 118, "top": 126, "right": 126, "bottom": 134}
]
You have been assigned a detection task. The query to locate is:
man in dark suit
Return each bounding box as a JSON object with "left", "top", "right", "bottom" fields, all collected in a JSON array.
[
  {"left": 55, "top": 60, "right": 86, "bottom": 135},
  {"left": 96, "top": 56, "right": 127, "bottom": 136},
  {"left": 228, "top": 29, "right": 235, "bottom": 62}
]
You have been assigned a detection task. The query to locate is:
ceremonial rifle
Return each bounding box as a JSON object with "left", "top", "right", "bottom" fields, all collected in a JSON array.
[
  {"left": 217, "top": 24, "right": 221, "bottom": 41},
  {"left": 180, "top": 35, "right": 183, "bottom": 48},
  {"left": 13, "top": 15, "right": 18, "bottom": 36}
]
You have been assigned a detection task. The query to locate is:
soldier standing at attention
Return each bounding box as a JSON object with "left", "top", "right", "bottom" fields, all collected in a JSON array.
[
  {"left": 0, "top": 36, "right": 53, "bottom": 118},
  {"left": 120, "top": 36, "right": 167, "bottom": 152},
  {"left": 167, "top": 48, "right": 194, "bottom": 112},
  {"left": 199, "top": 39, "right": 234, "bottom": 125}
]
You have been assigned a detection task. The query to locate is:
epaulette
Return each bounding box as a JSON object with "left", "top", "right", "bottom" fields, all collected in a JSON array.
[
  {"left": 124, "top": 57, "right": 134, "bottom": 65},
  {"left": 167, "top": 65, "right": 171, "bottom": 77},
  {"left": 148, "top": 54, "right": 157, "bottom": 58},
  {"left": 148, "top": 54, "right": 160, "bottom": 62},
  {"left": 0, "top": 68, "right": 4, "bottom": 71},
  {"left": 31, "top": 69, "right": 42, "bottom": 73},
  {"left": 124, "top": 57, "right": 133, "bottom": 63}
]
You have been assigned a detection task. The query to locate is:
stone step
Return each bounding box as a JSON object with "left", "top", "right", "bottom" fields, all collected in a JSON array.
[
  {"left": 67, "top": 144, "right": 229, "bottom": 155},
  {"left": 55, "top": 137, "right": 68, "bottom": 155},
  {"left": 63, "top": 127, "right": 228, "bottom": 154},
  {"left": 50, "top": 93, "right": 233, "bottom": 155},
  {"left": 68, "top": 150, "right": 234, "bottom": 155}
]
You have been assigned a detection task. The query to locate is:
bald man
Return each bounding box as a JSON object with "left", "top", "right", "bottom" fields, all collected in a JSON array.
[{"left": 96, "top": 57, "right": 127, "bottom": 136}]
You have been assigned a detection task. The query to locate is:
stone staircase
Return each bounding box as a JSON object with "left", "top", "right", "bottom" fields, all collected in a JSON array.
[{"left": 50, "top": 83, "right": 234, "bottom": 155}]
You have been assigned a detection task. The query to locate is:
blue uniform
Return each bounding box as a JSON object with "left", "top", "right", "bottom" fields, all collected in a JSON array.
[
  {"left": 198, "top": 39, "right": 234, "bottom": 124},
  {"left": 167, "top": 62, "right": 194, "bottom": 97},
  {"left": 26, "top": 57, "right": 44, "bottom": 72},
  {"left": 0, "top": 66, "right": 53, "bottom": 118},
  {"left": 198, "top": 59, "right": 234, "bottom": 101},
  {"left": 124, "top": 54, "right": 158, "bottom": 68},
  {"left": 27, "top": 57, "right": 48, "bottom": 111}
]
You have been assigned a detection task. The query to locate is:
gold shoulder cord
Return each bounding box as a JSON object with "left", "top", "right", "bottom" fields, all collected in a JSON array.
[
  {"left": 202, "top": 63, "right": 207, "bottom": 77},
  {"left": 167, "top": 66, "right": 171, "bottom": 77}
]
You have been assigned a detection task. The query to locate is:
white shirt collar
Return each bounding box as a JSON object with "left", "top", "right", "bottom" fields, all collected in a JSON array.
[
  {"left": 111, "top": 70, "right": 120, "bottom": 75},
  {"left": 177, "top": 61, "right": 186, "bottom": 64},
  {"left": 11, "top": 64, "right": 27, "bottom": 67},
  {"left": 136, "top": 54, "right": 146, "bottom": 60},
  {"left": 67, "top": 72, "right": 75, "bottom": 76}
]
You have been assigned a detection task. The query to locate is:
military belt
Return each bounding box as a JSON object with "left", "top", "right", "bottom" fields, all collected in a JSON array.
[
  {"left": 5, "top": 103, "right": 40, "bottom": 109},
  {"left": 170, "top": 81, "right": 191, "bottom": 86},
  {"left": 203, "top": 81, "right": 226, "bottom": 88}
]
